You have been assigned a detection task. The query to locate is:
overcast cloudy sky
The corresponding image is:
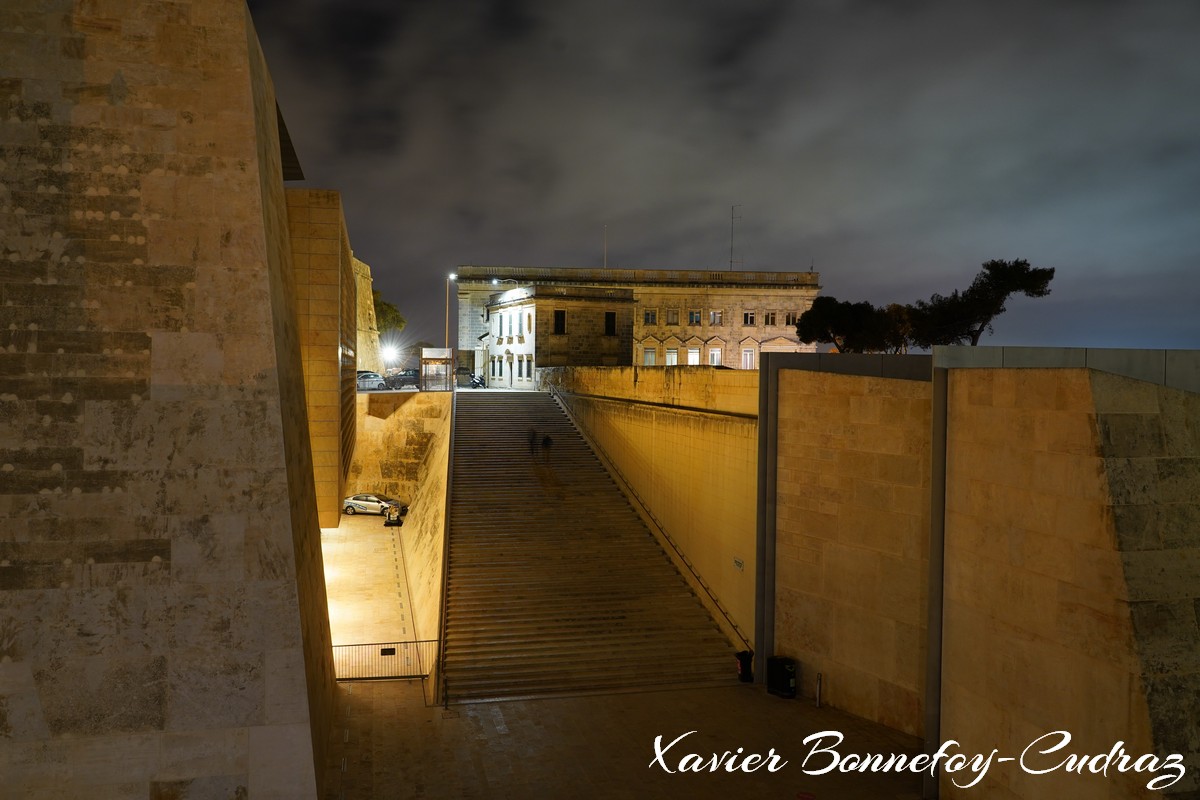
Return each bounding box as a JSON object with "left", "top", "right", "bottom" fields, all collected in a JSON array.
[{"left": 246, "top": 0, "right": 1200, "bottom": 350}]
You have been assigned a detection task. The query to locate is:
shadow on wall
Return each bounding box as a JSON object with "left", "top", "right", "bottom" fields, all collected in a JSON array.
[{"left": 350, "top": 392, "right": 449, "bottom": 502}]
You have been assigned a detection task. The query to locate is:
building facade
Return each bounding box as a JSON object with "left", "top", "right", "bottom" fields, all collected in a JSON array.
[{"left": 454, "top": 266, "right": 821, "bottom": 384}]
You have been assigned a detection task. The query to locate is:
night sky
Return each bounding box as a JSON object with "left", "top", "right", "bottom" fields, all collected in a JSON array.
[{"left": 246, "top": 0, "right": 1200, "bottom": 351}]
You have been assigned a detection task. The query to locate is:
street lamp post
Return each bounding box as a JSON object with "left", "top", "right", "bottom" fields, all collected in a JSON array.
[{"left": 445, "top": 273, "right": 456, "bottom": 348}]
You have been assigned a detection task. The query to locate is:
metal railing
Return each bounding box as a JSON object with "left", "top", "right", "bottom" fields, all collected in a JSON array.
[
  {"left": 333, "top": 640, "right": 438, "bottom": 680},
  {"left": 435, "top": 386, "right": 457, "bottom": 707}
]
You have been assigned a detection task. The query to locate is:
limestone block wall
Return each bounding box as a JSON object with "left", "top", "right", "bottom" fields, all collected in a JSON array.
[
  {"left": 940, "top": 368, "right": 1158, "bottom": 799},
  {"left": 544, "top": 364, "right": 759, "bottom": 416},
  {"left": 348, "top": 391, "right": 450, "bottom": 506},
  {"left": 395, "top": 396, "right": 452, "bottom": 644},
  {"left": 1094, "top": 371, "right": 1200, "bottom": 795},
  {"left": 352, "top": 255, "right": 381, "bottom": 373},
  {"left": 535, "top": 298, "right": 633, "bottom": 367},
  {"left": 345, "top": 390, "right": 451, "bottom": 647},
  {"left": 772, "top": 370, "right": 931, "bottom": 737},
  {"left": 0, "top": 2, "right": 332, "bottom": 797},
  {"left": 548, "top": 366, "right": 758, "bottom": 646},
  {"left": 287, "top": 189, "right": 356, "bottom": 528}
]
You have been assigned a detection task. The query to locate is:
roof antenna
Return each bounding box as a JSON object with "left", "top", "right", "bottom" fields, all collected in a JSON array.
[{"left": 730, "top": 204, "right": 742, "bottom": 270}]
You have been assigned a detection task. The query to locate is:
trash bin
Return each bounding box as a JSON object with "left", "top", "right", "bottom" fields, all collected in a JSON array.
[
  {"left": 735, "top": 650, "right": 754, "bottom": 683},
  {"left": 767, "top": 656, "right": 797, "bottom": 698}
]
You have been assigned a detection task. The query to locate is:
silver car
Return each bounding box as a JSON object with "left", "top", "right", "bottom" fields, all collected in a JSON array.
[
  {"left": 343, "top": 493, "right": 402, "bottom": 515},
  {"left": 356, "top": 372, "right": 387, "bottom": 391}
]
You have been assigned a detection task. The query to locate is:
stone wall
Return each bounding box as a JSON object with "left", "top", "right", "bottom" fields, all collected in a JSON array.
[
  {"left": 345, "top": 390, "right": 451, "bottom": 680},
  {"left": 348, "top": 391, "right": 450, "bottom": 506},
  {"left": 352, "top": 256, "right": 381, "bottom": 374},
  {"left": 535, "top": 298, "right": 632, "bottom": 367},
  {"left": 287, "top": 188, "right": 357, "bottom": 528},
  {"left": 1095, "top": 371, "right": 1200, "bottom": 795},
  {"left": 395, "top": 396, "right": 452, "bottom": 645},
  {"left": 772, "top": 369, "right": 931, "bottom": 737},
  {"left": 549, "top": 367, "right": 758, "bottom": 647},
  {"left": 545, "top": 364, "right": 758, "bottom": 416},
  {"left": 0, "top": 1, "right": 332, "bottom": 796},
  {"left": 940, "top": 368, "right": 1157, "bottom": 799}
]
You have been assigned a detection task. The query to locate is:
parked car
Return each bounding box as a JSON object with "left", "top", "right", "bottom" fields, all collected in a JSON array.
[
  {"left": 386, "top": 368, "right": 420, "bottom": 389},
  {"left": 356, "top": 371, "right": 387, "bottom": 391},
  {"left": 343, "top": 493, "right": 406, "bottom": 516}
]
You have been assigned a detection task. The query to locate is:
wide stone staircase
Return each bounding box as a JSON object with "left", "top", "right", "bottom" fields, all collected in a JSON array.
[{"left": 442, "top": 390, "right": 737, "bottom": 702}]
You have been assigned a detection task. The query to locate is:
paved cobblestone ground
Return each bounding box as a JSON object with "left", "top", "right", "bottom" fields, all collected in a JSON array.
[{"left": 322, "top": 680, "right": 925, "bottom": 800}]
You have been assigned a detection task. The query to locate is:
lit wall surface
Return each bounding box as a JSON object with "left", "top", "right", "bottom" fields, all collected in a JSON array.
[{"left": 0, "top": 2, "right": 334, "bottom": 795}]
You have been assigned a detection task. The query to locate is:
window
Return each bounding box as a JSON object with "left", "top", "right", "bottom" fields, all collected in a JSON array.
[
  {"left": 518, "top": 312, "right": 523, "bottom": 335},
  {"left": 709, "top": 348, "right": 722, "bottom": 366},
  {"left": 763, "top": 312, "right": 776, "bottom": 326},
  {"left": 665, "top": 348, "right": 678, "bottom": 365},
  {"left": 497, "top": 314, "right": 503, "bottom": 336},
  {"left": 604, "top": 311, "right": 616, "bottom": 336},
  {"left": 527, "top": 312, "right": 533, "bottom": 332},
  {"left": 490, "top": 358, "right": 496, "bottom": 377},
  {"left": 687, "top": 348, "right": 700, "bottom": 365},
  {"left": 644, "top": 309, "right": 658, "bottom": 325},
  {"left": 742, "top": 348, "right": 756, "bottom": 369},
  {"left": 527, "top": 356, "right": 533, "bottom": 375},
  {"left": 709, "top": 310, "right": 723, "bottom": 325},
  {"left": 643, "top": 347, "right": 657, "bottom": 366},
  {"left": 785, "top": 311, "right": 801, "bottom": 326},
  {"left": 743, "top": 311, "right": 756, "bottom": 326},
  {"left": 554, "top": 309, "right": 566, "bottom": 334},
  {"left": 688, "top": 309, "right": 701, "bottom": 325},
  {"left": 665, "top": 309, "right": 679, "bottom": 326}
]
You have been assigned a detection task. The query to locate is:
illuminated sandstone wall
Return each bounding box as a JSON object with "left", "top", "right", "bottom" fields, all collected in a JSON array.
[
  {"left": 772, "top": 369, "right": 932, "bottom": 737},
  {"left": 0, "top": 2, "right": 332, "bottom": 796},
  {"left": 1093, "top": 371, "right": 1200, "bottom": 796},
  {"left": 348, "top": 391, "right": 450, "bottom": 506},
  {"left": 548, "top": 366, "right": 759, "bottom": 647},
  {"left": 940, "top": 369, "right": 1158, "bottom": 799},
  {"left": 286, "top": 189, "right": 357, "bottom": 528},
  {"left": 347, "top": 391, "right": 451, "bottom": 644},
  {"left": 352, "top": 255, "right": 382, "bottom": 374}
]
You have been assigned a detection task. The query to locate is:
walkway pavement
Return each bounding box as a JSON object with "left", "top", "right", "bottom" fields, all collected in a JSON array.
[
  {"left": 321, "top": 679, "right": 925, "bottom": 799},
  {"left": 320, "top": 486, "right": 924, "bottom": 799},
  {"left": 322, "top": 513, "right": 414, "bottom": 646}
]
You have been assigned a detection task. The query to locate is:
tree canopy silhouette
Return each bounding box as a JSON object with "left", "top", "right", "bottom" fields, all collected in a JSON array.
[
  {"left": 797, "top": 259, "right": 1054, "bottom": 353},
  {"left": 372, "top": 290, "right": 407, "bottom": 334}
]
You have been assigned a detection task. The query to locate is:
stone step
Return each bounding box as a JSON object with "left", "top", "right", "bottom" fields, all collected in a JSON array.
[{"left": 444, "top": 391, "right": 735, "bottom": 702}]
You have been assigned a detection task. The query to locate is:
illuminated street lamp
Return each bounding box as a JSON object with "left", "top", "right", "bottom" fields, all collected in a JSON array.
[
  {"left": 381, "top": 344, "right": 399, "bottom": 368},
  {"left": 445, "top": 273, "right": 456, "bottom": 348}
]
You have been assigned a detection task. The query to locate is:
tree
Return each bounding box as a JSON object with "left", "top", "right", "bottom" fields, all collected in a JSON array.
[
  {"left": 910, "top": 259, "right": 1054, "bottom": 346},
  {"left": 797, "top": 259, "right": 1054, "bottom": 352},
  {"left": 373, "top": 290, "right": 407, "bottom": 334},
  {"left": 796, "top": 296, "right": 898, "bottom": 354}
]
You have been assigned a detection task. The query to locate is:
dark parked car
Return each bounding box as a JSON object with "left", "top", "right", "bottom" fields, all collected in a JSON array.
[{"left": 386, "top": 368, "right": 420, "bottom": 389}]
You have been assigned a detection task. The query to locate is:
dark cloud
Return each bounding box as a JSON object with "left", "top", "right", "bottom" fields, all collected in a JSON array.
[{"left": 249, "top": 0, "right": 1200, "bottom": 347}]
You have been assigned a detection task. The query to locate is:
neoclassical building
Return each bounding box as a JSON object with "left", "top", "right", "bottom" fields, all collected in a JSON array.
[{"left": 453, "top": 266, "right": 821, "bottom": 386}]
